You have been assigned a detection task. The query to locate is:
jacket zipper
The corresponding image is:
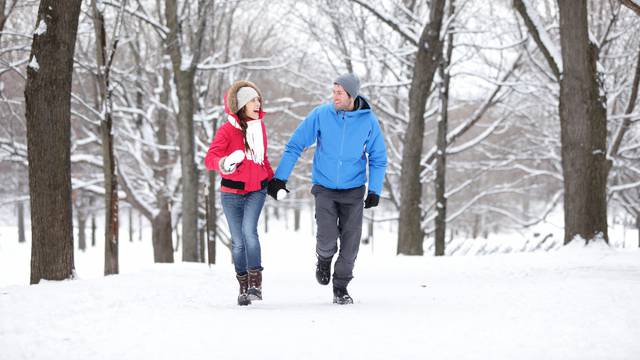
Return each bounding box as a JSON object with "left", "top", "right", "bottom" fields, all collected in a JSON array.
[{"left": 337, "top": 111, "right": 346, "bottom": 185}]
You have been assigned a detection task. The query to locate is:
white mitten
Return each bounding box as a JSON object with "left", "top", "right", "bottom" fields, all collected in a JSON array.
[
  {"left": 276, "top": 189, "right": 288, "bottom": 200},
  {"left": 222, "top": 149, "right": 245, "bottom": 172}
]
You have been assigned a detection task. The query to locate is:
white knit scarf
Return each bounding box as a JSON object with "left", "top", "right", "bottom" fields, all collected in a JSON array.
[{"left": 227, "top": 114, "right": 264, "bottom": 165}]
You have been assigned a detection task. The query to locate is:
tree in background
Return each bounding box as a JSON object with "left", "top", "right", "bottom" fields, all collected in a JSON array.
[{"left": 25, "top": 0, "right": 82, "bottom": 284}]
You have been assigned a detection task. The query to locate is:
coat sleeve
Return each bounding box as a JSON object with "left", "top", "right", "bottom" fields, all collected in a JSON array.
[
  {"left": 365, "top": 114, "right": 388, "bottom": 195},
  {"left": 273, "top": 107, "right": 320, "bottom": 181},
  {"left": 204, "top": 126, "right": 230, "bottom": 173}
]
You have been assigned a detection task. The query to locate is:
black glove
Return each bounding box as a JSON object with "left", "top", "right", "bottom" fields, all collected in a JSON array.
[
  {"left": 267, "top": 178, "right": 289, "bottom": 200},
  {"left": 364, "top": 192, "right": 379, "bottom": 209}
]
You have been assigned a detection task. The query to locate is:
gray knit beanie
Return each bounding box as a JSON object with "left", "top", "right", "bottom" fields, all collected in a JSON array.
[
  {"left": 236, "top": 86, "right": 259, "bottom": 111},
  {"left": 334, "top": 73, "right": 360, "bottom": 98}
]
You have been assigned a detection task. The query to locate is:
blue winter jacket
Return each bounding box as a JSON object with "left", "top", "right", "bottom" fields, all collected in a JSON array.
[{"left": 274, "top": 97, "right": 388, "bottom": 195}]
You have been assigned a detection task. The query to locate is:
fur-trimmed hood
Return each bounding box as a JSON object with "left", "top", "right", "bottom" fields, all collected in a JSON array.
[{"left": 224, "top": 80, "right": 265, "bottom": 120}]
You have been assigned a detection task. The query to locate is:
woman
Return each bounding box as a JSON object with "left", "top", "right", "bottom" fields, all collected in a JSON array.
[{"left": 204, "top": 80, "right": 273, "bottom": 306}]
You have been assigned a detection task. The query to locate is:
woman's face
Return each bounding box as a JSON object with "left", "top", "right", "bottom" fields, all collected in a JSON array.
[{"left": 242, "top": 97, "right": 261, "bottom": 120}]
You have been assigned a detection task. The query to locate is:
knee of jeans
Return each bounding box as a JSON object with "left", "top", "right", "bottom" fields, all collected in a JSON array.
[
  {"left": 231, "top": 241, "right": 244, "bottom": 251},
  {"left": 242, "top": 225, "right": 258, "bottom": 238},
  {"left": 243, "top": 234, "right": 260, "bottom": 248}
]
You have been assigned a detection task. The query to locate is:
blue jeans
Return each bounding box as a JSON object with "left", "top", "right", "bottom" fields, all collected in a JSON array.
[{"left": 220, "top": 189, "right": 266, "bottom": 275}]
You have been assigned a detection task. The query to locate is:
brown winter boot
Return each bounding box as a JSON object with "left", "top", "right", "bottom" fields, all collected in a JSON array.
[
  {"left": 236, "top": 273, "right": 251, "bottom": 306},
  {"left": 248, "top": 269, "right": 262, "bottom": 301}
]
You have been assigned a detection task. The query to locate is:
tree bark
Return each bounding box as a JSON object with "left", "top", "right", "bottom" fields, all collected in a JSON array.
[
  {"left": 207, "top": 161, "right": 217, "bottom": 265},
  {"left": 434, "top": 0, "right": 455, "bottom": 257},
  {"left": 558, "top": 0, "right": 608, "bottom": 244},
  {"left": 25, "top": 0, "right": 81, "bottom": 284},
  {"left": 637, "top": 212, "right": 640, "bottom": 248},
  {"left": 17, "top": 200, "right": 25, "bottom": 243},
  {"left": 91, "top": 0, "right": 120, "bottom": 274},
  {"left": 129, "top": 207, "right": 134, "bottom": 242},
  {"left": 397, "top": 0, "right": 447, "bottom": 255},
  {"left": 153, "top": 58, "right": 174, "bottom": 262},
  {"left": 152, "top": 201, "right": 174, "bottom": 262},
  {"left": 91, "top": 198, "right": 97, "bottom": 247},
  {"left": 294, "top": 207, "right": 301, "bottom": 232},
  {"left": 78, "top": 213, "right": 87, "bottom": 251},
  {"left": 77, "top": 195, "right": 87, "bottom": 251},
  {"left": 164, "top": 0, "right": 206, "bottom": 262}
]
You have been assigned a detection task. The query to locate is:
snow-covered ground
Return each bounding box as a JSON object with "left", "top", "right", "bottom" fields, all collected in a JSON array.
[{"left": 1, "top": 210, "right": 640, "bottom": 359}]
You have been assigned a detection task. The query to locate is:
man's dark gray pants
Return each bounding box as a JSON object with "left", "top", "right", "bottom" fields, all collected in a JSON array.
[{"left": 311, "top": 184, "right": 365, "bottom": 289}]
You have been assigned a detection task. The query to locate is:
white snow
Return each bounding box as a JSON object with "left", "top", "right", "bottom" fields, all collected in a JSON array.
[
  {"left": 1, "top": 216, "right": 640, "bottom": 359},
  {"left": 28, "top": 57, "right": 39, "bottom": 72},
  {"left": 33, "top": 20, "right": 47, "bottom": 36},
  {"left": 180, "top": 53, "right": 193, "bottom": 71}
]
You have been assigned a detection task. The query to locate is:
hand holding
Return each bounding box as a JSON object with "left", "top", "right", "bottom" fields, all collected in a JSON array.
[
  {"left": 267, "top": 178, "right": 289, "bottom": 200},
  {"left": 364, "top": 193, "right": 379, "bottom": 209}
]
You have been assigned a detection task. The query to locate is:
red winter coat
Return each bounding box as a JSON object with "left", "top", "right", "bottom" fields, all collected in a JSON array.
[{"left": 204, "top": 80, "right": 274, "bottom": 194}]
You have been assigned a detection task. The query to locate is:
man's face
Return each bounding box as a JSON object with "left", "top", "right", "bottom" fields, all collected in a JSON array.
[{"left": 332, "top": 84, "right": 353, "bottom": 111}]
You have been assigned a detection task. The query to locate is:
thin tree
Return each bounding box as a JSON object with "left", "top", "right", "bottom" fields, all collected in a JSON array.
[
  {"left": 91, "top": 0, "right": 126, "bottom": 274},
  {"left": 25, "top": 0, "right": 82, "bottom": 284},
  {"left": 434, "top": 0, "right": 455, "bottom": 256},
  {"left": 164, "top": 0, "right": 208, "bottom": 262}
]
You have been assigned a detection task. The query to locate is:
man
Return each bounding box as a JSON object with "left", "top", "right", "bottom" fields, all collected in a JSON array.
[{"left": 268, "top": 73, "right": 388, "bottom": 304}]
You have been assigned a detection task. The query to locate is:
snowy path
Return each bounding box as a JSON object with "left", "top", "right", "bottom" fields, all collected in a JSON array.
[{"left": 2, "top": 235, "right": 640, "bottom": 360}]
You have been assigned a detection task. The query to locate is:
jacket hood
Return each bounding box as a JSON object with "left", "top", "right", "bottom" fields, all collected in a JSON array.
[{"left": 224, "top": 80, "right": 265, "bottom": 120}]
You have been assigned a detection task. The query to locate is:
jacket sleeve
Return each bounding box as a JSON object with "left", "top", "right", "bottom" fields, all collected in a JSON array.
[
  {"left": 273, "top": 107, "right": 320, "bottom": 181},
  {"left": 365, "top": 115, "right": 388, "bottom": 195},
  {"left": 204, "top": 127, "right": 229, "bottom": 173}
]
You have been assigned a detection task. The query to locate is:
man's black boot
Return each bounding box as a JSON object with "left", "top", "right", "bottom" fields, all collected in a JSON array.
[
  {"left": 315, "top": 256, "right": 331, "bottom": 285},
  {"left": 333, "top": 286, "right": 354, "bottom": 305}
]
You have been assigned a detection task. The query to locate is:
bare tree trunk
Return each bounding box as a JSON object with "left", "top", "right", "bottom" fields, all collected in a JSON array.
[
  {"left": 129, "top": 207, "right": 134, "bottom": 243},
  {"left": 263, "top": 205, "right": 269, "bottom": 234},
  {"left": 294, "top": 207, "right": 301, "bottom": 232},
  {"left": 199, "top": 224, "right": 205, "bottom": 262},
  {"left": 91, "top": 0, "right": 121, "bottom": 275},
  {"left": 207, "top": 165, "right": 217, "bottom": 265},
  {"left": 152, "top": 201, "right": 174, "bottom": 262},
  {"left": 636, "top": 212, "right": 640, "bottom": 248},
  {"left": 138, "top": 213, "right": 142, "bottom": 242},
  {"left": 164, "top": 0, "right": 207, "bottom": 262},
  {"left": 472, "top": 213, "right": 481, "bottom": 239},
  {"left": 78, "top": 214, "right": 87, "bottom": 252},
  {"left": 0, "top": 0, "right": 17, "bottom": 44},
  {"left": 398, "top": 0, "right": 447, "bottom": 255},
  {"left": 17, "top": 200, "right": 25, "bottom": 243},
  {"left": 77, "top": 195, "right": 87, "bottom": 251},
  {"left": 103, "top": 128, "right": 119, "bottom": 275},
  {"left": 434, "top": 0, "right": 455, "bottom": 257},
  {"left": 91, "top": 197, "right": 97, "bottom": 247},
  {"left": 25, "top": 0, "right": 82, "bottom": 284},
  {"left": 152, "top": 59, "right": 174, "bottom": 262},
  {"left": 558, "top": 0, "right": 608, "bottom": 245}
]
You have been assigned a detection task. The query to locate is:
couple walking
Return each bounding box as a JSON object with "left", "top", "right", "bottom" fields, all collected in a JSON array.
[{"left": 204, "top": 74, "right": 388, "bottom": 306}]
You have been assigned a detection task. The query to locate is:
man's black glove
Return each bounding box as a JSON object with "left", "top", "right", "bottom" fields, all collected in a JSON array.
[
  {"left": 364, "top": 192, "right": 379, "bottom": 209},
  {"left": 267, "top": 178, "right": 289, "bottom": 200}
]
